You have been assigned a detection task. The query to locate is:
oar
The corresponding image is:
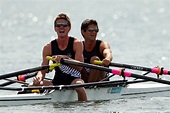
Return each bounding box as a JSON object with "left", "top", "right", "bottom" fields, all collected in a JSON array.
[
  {"left": 0, "top": 78, "right": 164, "bottom": 91},
  {"left": 0, "top": 63, "right": 60, "bottom": 80},
  {"left": 2, "top": 78, "right": 29, "bottom": 86},
  {"left": 59, "top": 58, "right": 170, "bottom": 85},
  {"left": 0, "top": 72, "right": 38, "bottom": 86},
  {"left": 94, "top": 60, "right": 170, "bottom": 75},
  {"left": 0, "top": 80, "right": 128, "bottom": 91}
]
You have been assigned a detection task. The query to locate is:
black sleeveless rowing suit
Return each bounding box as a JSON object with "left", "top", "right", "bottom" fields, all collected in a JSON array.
[
  {"left": 83, "top": 40, "right": 109, "bottom": 77},
  {"left": 83, "top": 40, "right": 104, "bottom": 74},
  {"left": 51, "top": 37, "right": 81, "bottom": 85},
  {"left": 83, "top": 40, "right": 104, "bottom": 64}
]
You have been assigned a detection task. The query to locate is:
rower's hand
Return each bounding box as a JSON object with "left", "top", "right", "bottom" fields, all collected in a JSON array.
[
  {"left": 33, "top": 76, "right": 42, "bottom": 85},
  {"left": 102, "top": 58, "right": 111, "bottom": 66},
  {"left": 52, "top": 55, "right": 69, "bottom": 63}
]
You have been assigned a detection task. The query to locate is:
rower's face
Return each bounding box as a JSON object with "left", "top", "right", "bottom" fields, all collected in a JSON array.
[
  {"left": 83, "top": 24, "right": 99, "bottom": 41},
  {"left": 54, "top": 19, "right": 70, "bottom": 37}
]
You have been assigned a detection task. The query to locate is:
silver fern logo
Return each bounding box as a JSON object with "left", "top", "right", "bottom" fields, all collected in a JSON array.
[{"left": 67, "top": 53, "right": 72, "bottom": 58}]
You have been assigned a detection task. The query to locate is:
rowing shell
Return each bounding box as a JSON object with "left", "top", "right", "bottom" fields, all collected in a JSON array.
[{"left": 0, "top": 80, "right": 170, "bottom": 106}]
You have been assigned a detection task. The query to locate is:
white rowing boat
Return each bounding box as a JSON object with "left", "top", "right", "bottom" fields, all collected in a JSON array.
[
  {"left": 0, "top": 58, "right": 170, "bottom": 106},
  {"left": 0, "top": 80, "right": 170, "bottom": 106}
]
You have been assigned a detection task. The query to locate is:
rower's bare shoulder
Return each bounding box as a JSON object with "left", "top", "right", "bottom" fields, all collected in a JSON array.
[
  {"left": 42, "top": 43, "right": 52, "bottom": 55},
  {"left": 43, "top": 43, "right": 51, "bottom": 50},
  {"left": 100, "top": 41, "right": 110, "bottom": 48},
  {"left": 74, "top": 38, "right": 83, "bottom": 46},
  {"left": 74, "top": 38, "right": 82, "bottom": 43},
  {"left": 73, "top": 38, "right": 83, "bottom": 53}
]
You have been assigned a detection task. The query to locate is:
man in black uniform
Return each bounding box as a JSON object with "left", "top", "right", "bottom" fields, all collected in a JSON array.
[
  {"left": 81, "top": 19, "right": 112, "bottom": 83},
  {"left": 31, "top": 13, "right": 87, "bottom": 101}
]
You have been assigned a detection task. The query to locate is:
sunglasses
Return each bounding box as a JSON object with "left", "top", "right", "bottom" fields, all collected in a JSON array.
[
  {"left": 87, "top": 28, "right": 99, "bottom": 33},
  {"left": 55, "top": 23, "right": 69, "bottom": 27}
]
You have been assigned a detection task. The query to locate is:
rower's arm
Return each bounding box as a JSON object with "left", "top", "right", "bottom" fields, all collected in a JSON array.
[
  {"left": 100, "top": 41, "right": 112, "bottom": 66},
  {"left": 72, "top": 39, "right": 84, "bottom": 71},
  {"left": 39, "top": 43, "right": 51, "bottom": 80}
]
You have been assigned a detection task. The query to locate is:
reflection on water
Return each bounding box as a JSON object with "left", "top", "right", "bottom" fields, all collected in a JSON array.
[{"left": 1, "top": 97, "right": 169, "bottom": 112}]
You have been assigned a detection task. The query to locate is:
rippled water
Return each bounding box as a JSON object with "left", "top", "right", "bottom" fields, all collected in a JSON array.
[{"left": 0, "top": 0, "right": 170, "bottom": 112}]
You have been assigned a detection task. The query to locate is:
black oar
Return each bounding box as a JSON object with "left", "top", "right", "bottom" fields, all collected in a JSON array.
[
  {"left": 0, "top": 78, "right": 163, "bottom": 91},
  {"left": 0, "top": 80, "right": 127, "bottom": 91},
  {"left": 2, "top": 79, "right": 29, "bottom": 86},
  {"left": 94, "top": 60, "right": 170, "bottom": 75},
  {"left": 0, "top": 63, "right": 60, "bottom": 80},
  {"left": 60, "top": 58, "right": 170, "bottom": 85},
  {"left": 0, "top": 72, "right": 38, "bottom": 86}
]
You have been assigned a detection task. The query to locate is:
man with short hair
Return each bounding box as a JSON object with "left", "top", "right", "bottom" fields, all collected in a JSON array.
[
  {"left": 81, "top": 19, "right": 112, "bottom": 83},
  {"left": 31, "top": 13, "right": 87, "bottom": 101}
]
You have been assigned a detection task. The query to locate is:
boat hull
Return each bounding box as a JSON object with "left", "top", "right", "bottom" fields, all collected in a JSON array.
[{"left": 0, "top": 82, "right": 170, "bottom": 106}]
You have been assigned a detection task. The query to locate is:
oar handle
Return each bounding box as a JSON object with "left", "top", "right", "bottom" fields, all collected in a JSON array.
[
  {"left": 46, "top": 56, "right": 61, "bottom": 70},
  {"left": 94, "top": 60, "right": 103, "bottom": 65},
  {"left": 49, "top": 63, "right": 60, "bottom": 71},
  {"left": 46, "top": 56, "right": 56, "bottom": 61}
]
